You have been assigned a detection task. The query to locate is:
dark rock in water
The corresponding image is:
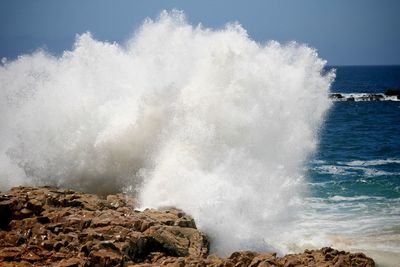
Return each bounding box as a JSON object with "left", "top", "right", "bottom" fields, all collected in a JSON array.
[
  {"left": 0, "top": 186, "right": 375, "bottom": 266},
  {"left": 329, "top": 92, "right": 397, "bottom": 101},
  {"left": 384, "top": 89, "right": 400, "bottom": 96},
  {"left": 372, "top": 94, "right": 384, "bottom": 101},
  {"left": 329, "top": 93, "right": 344, "bottom": 99},
  {"left": 359, "top": 94, "right": 384, "bottom": 101}
]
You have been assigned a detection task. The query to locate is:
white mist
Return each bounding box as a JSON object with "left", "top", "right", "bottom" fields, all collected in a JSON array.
[{"left": 0, "top": 11, "right": 334, "bottom": 255}]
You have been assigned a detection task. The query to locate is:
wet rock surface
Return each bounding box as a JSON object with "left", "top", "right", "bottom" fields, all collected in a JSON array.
[{"left": 0, "top": 186, "right": 375, "bottom": 266}]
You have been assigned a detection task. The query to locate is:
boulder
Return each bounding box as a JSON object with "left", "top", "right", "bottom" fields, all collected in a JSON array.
[{"left": 144, "top": 225, "right": 209, "bottom": 257}]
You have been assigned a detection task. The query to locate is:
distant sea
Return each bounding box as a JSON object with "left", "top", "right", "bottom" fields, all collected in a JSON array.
[{"left": 302, "top": 66, "right": 400, "bottom": 266}]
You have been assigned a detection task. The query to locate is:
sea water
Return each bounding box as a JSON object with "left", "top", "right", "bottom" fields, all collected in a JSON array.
[
  {"left": 0, "top": 11, "right": 398, "bottom": 266},
  {"left": 299, "top": 66, "right": 400, "bottom": 266}
]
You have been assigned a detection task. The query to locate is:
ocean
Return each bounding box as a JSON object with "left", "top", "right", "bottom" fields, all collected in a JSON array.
[
  {"left": 0, "top": 12, "right": 399, "bottom": 267},
  {"left": 302, "top": 66, "right": 400, "bottom": 266}
]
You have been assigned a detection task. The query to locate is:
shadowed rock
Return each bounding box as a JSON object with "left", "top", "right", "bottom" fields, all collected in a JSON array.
[
  {"left": 384, "top": 89, "right": 400, "bottom": 96},
  {"left": 385, "top": 89, "right": 400, "bottom": 99}
]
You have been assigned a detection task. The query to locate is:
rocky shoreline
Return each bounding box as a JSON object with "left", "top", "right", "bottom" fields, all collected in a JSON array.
[
  {"left": 0, "top": 186, "right": 375, "bottom": 266},
  {"left": 328, "top": 89, "right": 400, "bottom": 102}
]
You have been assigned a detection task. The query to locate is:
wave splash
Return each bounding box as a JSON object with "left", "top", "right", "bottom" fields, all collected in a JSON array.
[{"left": 0, "top": 11, "right": 333, "bottom": 254}]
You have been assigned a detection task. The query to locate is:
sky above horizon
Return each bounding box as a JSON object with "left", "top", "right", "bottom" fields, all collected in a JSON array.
[{"left": 1, "top": 0, "right": 399, "bottom": 65}]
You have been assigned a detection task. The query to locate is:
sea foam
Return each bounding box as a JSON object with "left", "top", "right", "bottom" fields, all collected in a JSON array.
[{"left": 0, "top": 11, "right": 333, "bottom": 254}]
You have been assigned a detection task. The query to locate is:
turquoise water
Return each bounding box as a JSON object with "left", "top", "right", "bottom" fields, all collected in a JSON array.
[{"left": 301, "top": 66, "right": 400, "bottom": 265}]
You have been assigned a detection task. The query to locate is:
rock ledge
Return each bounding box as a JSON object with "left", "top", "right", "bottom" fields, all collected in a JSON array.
[{"left": 0, "top": 186, "right": 375, "bottom": 266}]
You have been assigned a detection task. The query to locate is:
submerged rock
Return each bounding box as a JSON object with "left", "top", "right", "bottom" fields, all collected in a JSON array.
[{"left": 0, "top": 186, "right": 375, "bottom": 266}]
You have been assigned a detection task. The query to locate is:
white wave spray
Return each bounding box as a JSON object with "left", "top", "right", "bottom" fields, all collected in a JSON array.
[{"left": 0, "top": 11, "right": 334, "bottom": 255}]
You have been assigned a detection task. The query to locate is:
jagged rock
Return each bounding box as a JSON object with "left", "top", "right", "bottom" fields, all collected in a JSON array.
[
  {"left": 228, "top": 251, "right": 259, "bottom": 266},
  {"left": 249, "top": 253, "right": 278, "bottom": 267},
  {"left": 90, "top": 249, "right": 123, "bottom": 266},
  {"left": 0, "top": 247, "right": 22, "bottom": 261},
  {"left": 144, "top": 225, "right": 209, "bottom": 257},
  {"left": 276, "top": 247, "right": 375, "bottom": 267},
  {"left": 55, "top": 257, "right": 85, "bottom": 267},
  {"left": 0, "top": 186, "right": 375, "bottom": 266},
  {"left": 0, "top": 186, "right": 209, "bottom": 266}
]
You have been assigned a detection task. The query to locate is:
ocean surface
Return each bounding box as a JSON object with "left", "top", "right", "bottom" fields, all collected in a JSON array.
[{"left": 302, "top": 66, "right": 400, "bottom": 266}]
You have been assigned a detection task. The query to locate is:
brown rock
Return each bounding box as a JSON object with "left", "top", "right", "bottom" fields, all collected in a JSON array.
[
  {"left": 106, "top": 193, "right": 136, "bottom": 209},
  {"left": 26, "top": 199, "right": 43, "bottom": 213},
  {"left": 19, "top": 208, "right": 33, "bottom": 217},
  {"left": 90, "top": 249, "right": 123, "bottom": 266},
  {"left": 1, "top": 261, "right": 32, "bottom": 267},
  {"left": 0, "top": 247, "right": 22, "bottom": 261},
  {"left": 144, "top": 225, "right": 209, "bottom": 257},
  {"left": 249, "top": 253, "right": 277, "bottom": 267},
  {"left": 21, "top": 251, "right": 42, "bottom": 262},
  {"left": 55, "top": 257, "right": 85, "bottom": 267},
  {"left": 0, "top": 187, "right": 376, "bottom": 267},
  {"left": 227, "top": 251, "right": 259, "bottom": 266}
]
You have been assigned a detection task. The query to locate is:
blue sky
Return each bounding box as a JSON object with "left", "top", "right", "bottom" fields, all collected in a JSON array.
[{"left": 1, "top": 0, "right": 399, "bottom": 65}]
